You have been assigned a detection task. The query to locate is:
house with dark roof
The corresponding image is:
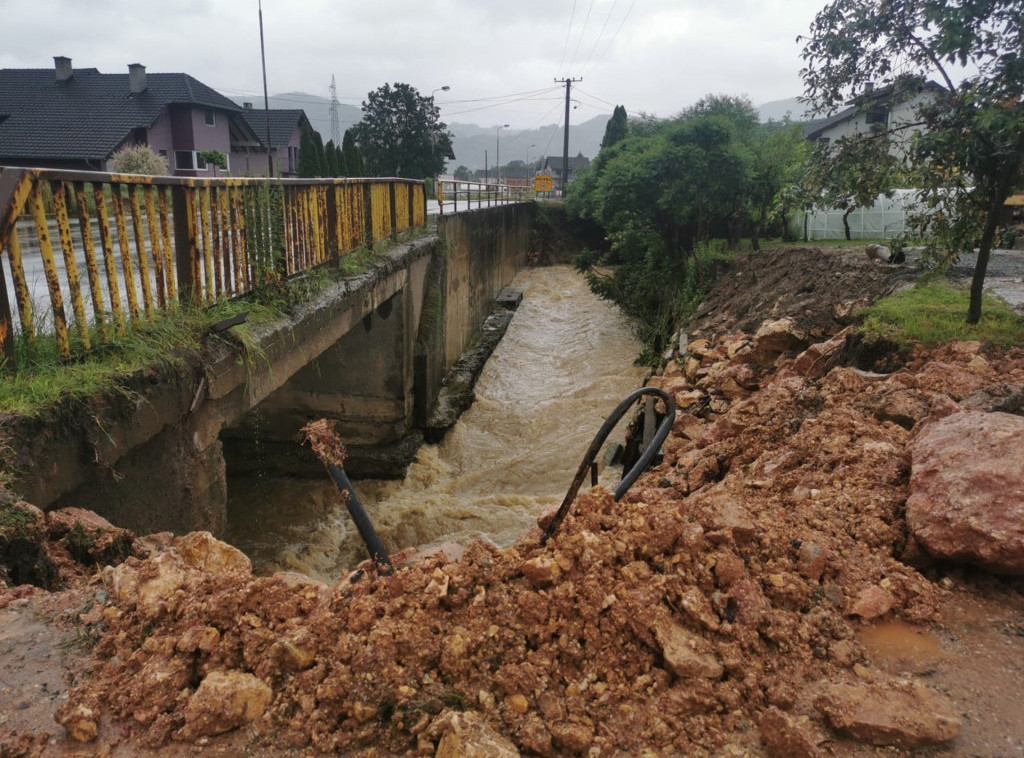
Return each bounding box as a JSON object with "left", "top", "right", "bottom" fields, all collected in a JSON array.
[
  {"left": 0, "top": 57, "right": 299, "bottom": 177},
  {"left": 542, "top": 152, "right": 591, "bottom": 186},
  {"left": 238, "top": 105, "right": 311, "bottom": 177},
  {"left": 804, "top": 80, "right": 944, "bottom": 158}
]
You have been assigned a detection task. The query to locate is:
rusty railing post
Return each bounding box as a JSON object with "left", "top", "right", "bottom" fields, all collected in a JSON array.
[
  {"left": 389, "top": 181, "right": 398, "bottom": 240},
  {"left": 363, "top": 181, "right": 374, "bottom": 250},
  {"left": 172, "top": 185, "right": 197, "bottom": 304}
]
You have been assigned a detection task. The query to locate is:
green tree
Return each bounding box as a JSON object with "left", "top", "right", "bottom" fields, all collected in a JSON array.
[
  {"left": 601, "top": 105, "right": 629, "bottom": 150},
  {"left": 748, "top": 123, "right": 810, "bottom": 249},
  {"left": 567, "top": 101, "right": 757, "bottom": 359},
  {"left": 297, "top": 124, "right": 320, "bottom": 178},
  {"left": 803, "top": 131, "right": 904, "bottom": 241},
  {"left": 325, "top": 139, "right": 339, "bottom": 177},
  {"left": 453, "top": 165, "right": 473, "bottom": 181},
  {"left": 801, "top": 0, "right": 1024, "bottom": 323},
  {"left": 109, "top": 145, "right": 167, "bottom": 175},
  {"left": 335, "top": 143, "right": 347, "bottom": 176},
  {"left": 312, "top": 130, "right": 328, "bottom": 177},
  {"left": 342, "top": 129, "right": 364, "bottom": 177},
  {"left": 198, "top": 149, "right": 228, "bottom": 177},
  {"left": 352, "top": 82, "right": 454, "bottom": 177}
]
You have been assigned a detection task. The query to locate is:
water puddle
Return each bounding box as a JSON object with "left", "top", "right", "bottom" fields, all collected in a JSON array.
[{"left": 858, "top": 618, "right": 948, "bottom": 675}]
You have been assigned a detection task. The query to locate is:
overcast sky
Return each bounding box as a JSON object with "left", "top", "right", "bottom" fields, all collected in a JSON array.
[{"left": 1, "top": 0, "right": 832, "bottom": 130}]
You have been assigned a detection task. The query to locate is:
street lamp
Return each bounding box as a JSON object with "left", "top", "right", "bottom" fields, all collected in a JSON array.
[
  {"left": 496, "top": 123, "right": 509, "bottom": 184},
  {"left": 526, "top": 143, "right": 536, "bottom": 173},
  {"left": 430, "top": 85, "right": 451, "bottom": 98}
]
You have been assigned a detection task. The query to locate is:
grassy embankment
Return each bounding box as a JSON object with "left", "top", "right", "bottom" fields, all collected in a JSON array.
[{"left": 0, "top": 237, "right": 423, "bottom": 419}]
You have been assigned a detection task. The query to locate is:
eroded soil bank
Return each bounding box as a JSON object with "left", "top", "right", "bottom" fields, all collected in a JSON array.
[{"left": 1, "top": 246, "right": 1022, "bottom": 757}]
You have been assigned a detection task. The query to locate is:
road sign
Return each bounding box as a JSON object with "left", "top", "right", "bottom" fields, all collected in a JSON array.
[{"left": 534, "top": 175, "right": 553, "bottom": 193}]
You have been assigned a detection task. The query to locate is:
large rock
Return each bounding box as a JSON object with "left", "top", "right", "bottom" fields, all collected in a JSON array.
[
  {"left": 176, "top": 670, "right": 272, "bottom": 740},
  {"left": 650, "top": 615, "right": 723, "bottom": 679},
  {"left": 816, "top": 680, "right": 960, "bottom": 747},
  {"left": 173, "top": 531, "right": 252, "bottom": 574},
  {"left": 431, "top": 710, "right": 520, "bottom": 757},
  {"left": 907, "top": 411, "right": 1024, "bottom": 574},
  {"left": 750, "top": 318, "right": 809, "bottom": 365},
  {"left": 760, "top": 706, "right": 825, "bottom": 758}
]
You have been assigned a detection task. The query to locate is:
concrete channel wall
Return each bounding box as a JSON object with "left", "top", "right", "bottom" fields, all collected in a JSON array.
[{"left": 4, "top": 202, "right": 535, "bottom": 535}]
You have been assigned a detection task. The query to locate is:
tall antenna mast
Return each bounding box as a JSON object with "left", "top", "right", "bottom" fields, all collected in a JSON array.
[{"left": 329, "top": 75, "right": 341, "bottom": 146}]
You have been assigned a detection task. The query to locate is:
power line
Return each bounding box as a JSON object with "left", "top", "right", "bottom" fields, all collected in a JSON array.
[
  {"left": 557, "top": 0, "right": 578, "bottom": 77},
  {"left": 582, "top": 0, "right": 618, "bottom": 69},
  {"left": 581, "top": 0, "right": 637, "bottom": 78},
  {"left": 567, "top": 0, "right": 596, "bottom": 74}
]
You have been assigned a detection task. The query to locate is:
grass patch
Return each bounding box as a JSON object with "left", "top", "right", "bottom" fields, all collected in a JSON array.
[{"left": 859, "top": 280, "right": 1024, "bottom": 348}]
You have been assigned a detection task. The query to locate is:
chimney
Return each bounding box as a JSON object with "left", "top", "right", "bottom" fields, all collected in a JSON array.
[
  {"left": 129, "top": 63, "right": 147, "bottom": 94},
  {"left": 244, "top": 102, "right": 253, "bottom": 109},
  {"left": 865, "top": 82, "right": 875, "bottom": 94},
  {"left": 54, "top": 56, "right": 73, "bottom": 82}
]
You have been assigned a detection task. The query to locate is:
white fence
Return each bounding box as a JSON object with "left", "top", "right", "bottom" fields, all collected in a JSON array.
[{"left": 806, "top": 189, "right": 921, "bottom": 240}]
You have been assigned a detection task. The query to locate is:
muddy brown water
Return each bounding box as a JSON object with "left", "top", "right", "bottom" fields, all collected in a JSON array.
[{"left": 224, "top": 265, "right": 647, "bottom": 581}]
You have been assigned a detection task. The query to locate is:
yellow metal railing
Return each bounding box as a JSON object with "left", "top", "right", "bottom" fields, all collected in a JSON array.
[{"left": 0, "top": 168, "right": 427, "bottom": 365}]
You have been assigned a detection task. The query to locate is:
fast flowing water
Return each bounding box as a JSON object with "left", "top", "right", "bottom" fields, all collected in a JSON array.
[{"left": 224, "top": 265, "right": 647, "bottom": 582}]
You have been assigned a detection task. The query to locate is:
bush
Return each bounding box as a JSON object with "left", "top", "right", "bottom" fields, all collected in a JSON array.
[{"left": 109, "top": 145, "right": 168, "bottom": 175}]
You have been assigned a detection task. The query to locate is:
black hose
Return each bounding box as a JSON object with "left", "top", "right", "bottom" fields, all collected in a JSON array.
[
  {"left": 326, "top": 463, "right": 393, "bottom": 574},
  {"left": 540, "top": 386, "right": 676, "bottom": 545}
]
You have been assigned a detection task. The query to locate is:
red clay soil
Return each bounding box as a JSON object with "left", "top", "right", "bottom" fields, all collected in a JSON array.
[{"left": 1, "top": 246, "right": 1022, "bottom": 757}]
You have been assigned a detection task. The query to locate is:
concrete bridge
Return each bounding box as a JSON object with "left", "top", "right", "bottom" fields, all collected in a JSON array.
[{"left": 0, "top": 169, "right": 535, "bottom": 534}]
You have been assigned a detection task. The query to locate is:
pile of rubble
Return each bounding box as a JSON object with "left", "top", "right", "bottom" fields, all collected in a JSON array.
[{"left": 3, "top": 247, "right": 1023, "bottom": 756}]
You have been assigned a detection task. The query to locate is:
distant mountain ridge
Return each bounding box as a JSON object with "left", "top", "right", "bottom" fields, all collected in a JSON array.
[{"left": 229, "top": 91, "right": 811, "bottom": 174}]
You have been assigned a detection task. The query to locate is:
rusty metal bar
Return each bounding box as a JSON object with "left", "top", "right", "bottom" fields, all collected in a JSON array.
[
  {"left": 0, "top": 169, "right": 37, "bottom": 255},
  {"left": 74, "top": 183, "right": 108, "bottom": 342},
  {"left": 52, "top": 182, "right": 90, "bottom": 348},
  {"left": 5, "top": 229, "right": 33, "bottom": 343},
  {"left": 143, "top": 186, "right": 166, "bottom": 309},
  {"left": 230, "top": 186, "right": 246, "bottom": 292},
  {"left": 157, "top": 187, "right": 176, "bottom": 306},
  {"left": 110, "top": 184, "right": 140, "bottom": 321},
  {"left": 199, "top": 187, "right": 215, "bottom": 302},
  {"left": 210, "top": 187, "right": 224, "bottom": 298},
  {"left": 217, "top": 188, "right": 232, "bottom": 297},
  {"left": 128, "top": 185, "right": 154, "bottom": 318},
  {"left": 93, "top": 184, "right": 126, "bottom": 336},
  {"left": 29, "top": 184, "right": 70, "bottom": 359}
]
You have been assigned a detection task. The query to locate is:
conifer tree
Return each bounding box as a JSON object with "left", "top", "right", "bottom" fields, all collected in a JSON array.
[{"left": 297, "top": 124, "right": 320, "bottom": 178}]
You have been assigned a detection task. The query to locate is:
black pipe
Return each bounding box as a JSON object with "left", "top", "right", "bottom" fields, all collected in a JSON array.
[
  {"left": 326, "top": 463, "right": 393, "bottom": 574},
  {"left": 540, "top": 386, "right": 676, "bottom": 545}
]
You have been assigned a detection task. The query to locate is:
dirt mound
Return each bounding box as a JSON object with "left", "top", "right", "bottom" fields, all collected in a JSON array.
[
  {"left": 2, "top": 246, "right": 1022, "bottom": 757},
  {"left": 690, "top": 246, "right": 916, "bottom": 341}
]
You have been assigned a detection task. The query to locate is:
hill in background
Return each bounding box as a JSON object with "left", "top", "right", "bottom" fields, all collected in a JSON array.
[{"left": 231, "top": 92, "right": 812, "bottom": 175}]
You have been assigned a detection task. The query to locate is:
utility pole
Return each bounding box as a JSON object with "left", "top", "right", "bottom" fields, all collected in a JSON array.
[
  {"left": 259, "top": 0, "right": 273, "bottom": 177},
  {"left": 555, "top": 77, "right": 581, "bottom": 195}
]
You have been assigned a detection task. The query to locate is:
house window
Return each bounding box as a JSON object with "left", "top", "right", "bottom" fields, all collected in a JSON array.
[
  {"left": 865, "top": 105, "right": 888, "bottom": 125},
  {"left": 204, "top": 109, "right": 216, "bottom": 126},
  {"left": 174, "top": 150, "right": 228, "bottom": 173}
]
